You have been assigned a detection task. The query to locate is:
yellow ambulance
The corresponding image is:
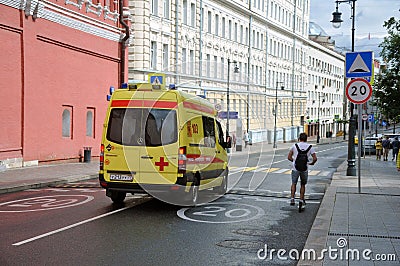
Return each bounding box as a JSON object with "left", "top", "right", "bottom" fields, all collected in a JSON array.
[{"left": 99, "top": 83, "right": 229, "bottom": 206}]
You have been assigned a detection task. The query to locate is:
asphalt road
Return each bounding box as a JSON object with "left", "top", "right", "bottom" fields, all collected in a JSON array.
[{"left": 0, "top": 143, "right": 347, "bottom": 265}]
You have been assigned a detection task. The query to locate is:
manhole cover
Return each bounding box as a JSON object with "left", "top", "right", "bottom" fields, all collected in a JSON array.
[
  {"left": 233, "top": 229, "right": 279, "bottom": 237},
  {"left": 216, "top": 240, "right": 265, "bottom": 250}
]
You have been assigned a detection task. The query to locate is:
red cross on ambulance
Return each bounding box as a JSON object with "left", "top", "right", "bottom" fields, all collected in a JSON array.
[{"left": 155, "top": 157, "right": 169, "bottom": 171}]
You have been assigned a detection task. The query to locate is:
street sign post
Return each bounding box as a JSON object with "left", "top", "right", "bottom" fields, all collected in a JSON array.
[
  {"left": 346, "top": 78, "right": 373, "bottom": 104},
  {"left": 148, "top": 73, "right": 166, "bottom": 90},
  {"left": 362, "top": 114, "right": 368, "bottom": 121},
  {"left": 346, "top": 78, "right": 373, "bottom": 194},
  {"left": 345, "top": 51, "right": 373, "bottom": 78}
]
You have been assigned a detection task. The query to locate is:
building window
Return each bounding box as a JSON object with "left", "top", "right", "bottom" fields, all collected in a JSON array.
[
  {"left": 234, "top": 22, "right": 238, "bottom": 42},
  {"left": 62, "top": 107, "right": 72, "bottom": 138},
  {"left": 228, "top": 20, "right": 232, "bottom": 39},
  {"left": 150, "top": 41, "right": 157, "bottom": 69},
  {"left": 207, "top": 11, "right": 212, "bottom": 33},
  {"left": 215, "top": 14, "right": 219, "bottom": 36},
  {"left": 189, "top": 49, "right": 194, "bottom": 75},
  {"left": 183, "top": 0, "right": 188, "bottom": 24},
  {"left": 151, "top": 0, "right": 158, "bottom": 16},
  {"left": 191, "top": 3, "right": 196, "bottom": 27},
  {"left": 206, "top": 54, "right": 210, "bottom": 77},
  {"left": 222, "top": 17, "right": 226, "bottom": 38},
  {"left": 162, "top": 44, "right": 169, "bottom": 71},
  {"left": 182, "top": 48, "right": 187, "bottom": 73},
  {"left": 245, "top": 27, "right": 248, "bottom": 45},
  {"left": 86, "top": 108, "right": 95, "bottom": 137},
  {"left": 163, "top": 0, "right": 170, "bottom": 18},
  {"left": 214, "top": 56, "right": 218, "bottom": 78},
  {"left": 240, "top": 25, "right": 243, "bottom": 44},
  {"left": 221, "top": 57, "right": 224, "bottom": 79}
]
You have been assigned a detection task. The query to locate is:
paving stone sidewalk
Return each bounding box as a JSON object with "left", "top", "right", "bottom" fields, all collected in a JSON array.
[{"left": 298, "top": 156, "right": 400, "bottom": 266}]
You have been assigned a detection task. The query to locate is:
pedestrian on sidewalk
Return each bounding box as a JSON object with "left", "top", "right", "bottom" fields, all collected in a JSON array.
[
  {"left": 382, "top": 136, "right": 391, "bottom": 161},
  {"left": 232, "top": 133, "right": 236, "bottom": 148},
  {"left": 287, "top": 133, "right": 317, "bottom": 210},
  {"left": 375, "top": 137, "right": 383, "bottom": 160},
  {"left": 392, "top": 137, "right": 399, "bottom": 161},
  {"left": 243, "top": 131, "right": 249, "bottom": 148}
]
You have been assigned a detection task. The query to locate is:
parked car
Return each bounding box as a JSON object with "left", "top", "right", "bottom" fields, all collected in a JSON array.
[
  {"left": 364, "top": 137, "right": 378, "bottom": 155},
  {"left": 384, "top": 133, "right": 400, "bottom": 144}
]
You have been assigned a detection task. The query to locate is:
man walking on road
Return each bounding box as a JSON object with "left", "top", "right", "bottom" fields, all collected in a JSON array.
[{"left": 287, "top": 133, "right": 317, "bottom": 211}]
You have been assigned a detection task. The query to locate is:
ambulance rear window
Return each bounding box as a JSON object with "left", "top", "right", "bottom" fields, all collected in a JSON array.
[{"left": 106, "top": 108, "right": 177, "bottom": 146}]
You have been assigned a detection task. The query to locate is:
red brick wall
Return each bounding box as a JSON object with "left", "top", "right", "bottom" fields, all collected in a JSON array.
[{"left": 0, "top": 2, "right": 125, "bottom": 163}]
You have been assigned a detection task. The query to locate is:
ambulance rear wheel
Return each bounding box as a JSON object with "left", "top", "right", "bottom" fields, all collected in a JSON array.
[
  {"left": 216, "top": 168, "right": 228, "bottom": 195},
  {"left": 109, "top": 191, "right": 126, "bottom": 204}
]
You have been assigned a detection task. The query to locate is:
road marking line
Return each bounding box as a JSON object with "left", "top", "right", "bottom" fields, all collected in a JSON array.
[
  {"left": 254, "top": 167, "right": 269, "bottom": 172},
  {"left": 319, "top": 171, "right": 331, "bottom": 176},
  {"left": 264, "top": 168, "right": 279, "bottom": 173},
  {"left": 244, "top": 167, "right": 258, "bottom": 172},
  {"left": 274, "top": 168, "right": 290, "bottom": 174},
  {"left": 12, "top": 200, "right": 146, "bottom": 246},
  {"left": 308, "top": 170, "right": 320, "bottom": 176}
]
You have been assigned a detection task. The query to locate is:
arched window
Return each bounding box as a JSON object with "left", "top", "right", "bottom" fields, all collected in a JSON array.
[
  {"left": 62, "top": 109, "right": 71, "bottom": 137},
  {"left": 86, "top": 110, "right": 93, "bottom": 137}
]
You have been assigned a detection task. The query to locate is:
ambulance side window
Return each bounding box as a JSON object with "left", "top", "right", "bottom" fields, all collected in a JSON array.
[
  {"left": 216, "top": 120, "right": 225, "bottom": 146},
  {"left": 202, "top": 116, "right": 215, "bottom": 148}
]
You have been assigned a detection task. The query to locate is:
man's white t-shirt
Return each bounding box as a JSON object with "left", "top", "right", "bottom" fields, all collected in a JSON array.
[{"left": 289, "top": 142, "right": 316, "bottom": 170}]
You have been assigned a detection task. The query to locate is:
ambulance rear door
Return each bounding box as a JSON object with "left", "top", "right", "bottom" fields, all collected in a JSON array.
[{"left": 139, "top": 92, "right": 179, "bottom": 188}]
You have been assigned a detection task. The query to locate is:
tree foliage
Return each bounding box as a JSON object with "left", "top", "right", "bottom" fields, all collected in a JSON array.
[{"left": 373, "top": 17, "right": 400, "bottom": 121}]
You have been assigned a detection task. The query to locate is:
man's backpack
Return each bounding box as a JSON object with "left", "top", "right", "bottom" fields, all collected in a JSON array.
[{"left": 294, "top": 144, "right": 312, "bottom": 172}]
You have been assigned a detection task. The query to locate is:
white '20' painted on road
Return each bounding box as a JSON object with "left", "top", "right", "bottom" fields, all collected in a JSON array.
[
  {"left": 193, "top": 206, "right": 251, "bottom": 218},
  {"left": 177, "top": 202, "right": 265, "bottom": 224}
]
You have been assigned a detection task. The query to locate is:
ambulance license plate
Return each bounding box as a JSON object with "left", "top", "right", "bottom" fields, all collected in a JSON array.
[{"left": 109, "top": 174, "right": 133, "bottom": 181}]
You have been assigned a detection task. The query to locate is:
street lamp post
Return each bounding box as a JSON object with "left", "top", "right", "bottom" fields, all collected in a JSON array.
[
  {"left": 226, "top": 59, "right": 238, "bottom": 143},
  {"left": 331, "top": 0, "right": 357, "bottom": 176},
  {"left": 273, "top": 81, "right": 284, "bottom": 149}
]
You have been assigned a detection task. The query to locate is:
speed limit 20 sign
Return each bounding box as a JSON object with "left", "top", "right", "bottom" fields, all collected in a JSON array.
[{"left": 345, "top": 78, "right": 372, "bottom": 104}]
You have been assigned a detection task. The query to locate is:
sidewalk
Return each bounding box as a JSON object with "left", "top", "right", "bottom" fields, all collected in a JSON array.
[
  {"left": 0, "top": 161, "right": 99, "bottom": 194},
  {"left": 298, "top": 156, "right": 400, "bottom": 265}
]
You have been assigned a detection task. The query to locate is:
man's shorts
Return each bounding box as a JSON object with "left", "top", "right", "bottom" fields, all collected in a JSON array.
[{"left": 291, "top": 170, "right": 308, "bottom": 185}]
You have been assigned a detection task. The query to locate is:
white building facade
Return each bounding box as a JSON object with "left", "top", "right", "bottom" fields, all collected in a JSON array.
[{"left": 127, "top": 0, "right": 345, "bottom": 143}]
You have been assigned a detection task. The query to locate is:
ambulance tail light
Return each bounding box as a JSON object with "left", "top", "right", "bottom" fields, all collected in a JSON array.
[
  {"left": 178, "top": 146, "right": 187, "bottom": 174},
  {"left": 100, "top": 144, "right": 104, "bottom": 170}
]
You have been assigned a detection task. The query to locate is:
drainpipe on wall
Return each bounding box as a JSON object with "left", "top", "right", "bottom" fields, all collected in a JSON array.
[
  {"left": 175, "top": 1, "right": 179, "bottom": 85},
  {"left": 119, "top": 0, "right": 130, "bottom": 85}
]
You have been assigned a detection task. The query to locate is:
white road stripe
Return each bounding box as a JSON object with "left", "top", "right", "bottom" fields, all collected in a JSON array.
[
  {"left": 319, "top": 171, "right": 331, "bottom": 176},
  {"left": 254, "top": 167, "right": 269, "bottom": 172},
  {"left": 273, "top": 168, "right": 291, "bottom": 173},
  {"left": 12, "top": 201, "right": 143, "bottom": 246}
]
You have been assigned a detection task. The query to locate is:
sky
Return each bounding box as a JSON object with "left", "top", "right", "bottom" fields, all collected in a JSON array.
[{"left": 309, "top": 0, "right": 400, "bottom": 55}]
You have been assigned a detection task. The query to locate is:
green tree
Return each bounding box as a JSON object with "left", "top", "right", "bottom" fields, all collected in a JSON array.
[{"left": 373, "top": 17, "right": 400, "bottom": 121}]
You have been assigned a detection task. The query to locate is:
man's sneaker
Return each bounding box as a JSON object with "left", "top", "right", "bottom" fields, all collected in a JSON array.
[
  {"left": 299, "top": 200, "right": 306, "bottom": 212},
  {"left": 290, "top": 198, "right": 295, "bottom": 206}
]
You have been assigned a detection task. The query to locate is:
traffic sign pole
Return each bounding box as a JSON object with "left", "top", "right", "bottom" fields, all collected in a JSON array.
[
  {"left": 358, "top": 105, "right": 362, "bottom": 193},
  {"left": 346, "top": 78, "right": 372, "bottom": 192}
]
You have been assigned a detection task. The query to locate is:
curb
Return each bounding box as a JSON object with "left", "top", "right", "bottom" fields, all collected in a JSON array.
[{"left": 0, "top": 174, "right": 98, "bottom": 195}]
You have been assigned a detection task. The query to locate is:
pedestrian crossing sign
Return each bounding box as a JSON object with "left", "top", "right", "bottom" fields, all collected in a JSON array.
[
  {"left": 345, "top": 51, "right": 373, "bottom": 78},
  {"left": 148, "top": 73, "right": 166, "bottom": 90}
]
